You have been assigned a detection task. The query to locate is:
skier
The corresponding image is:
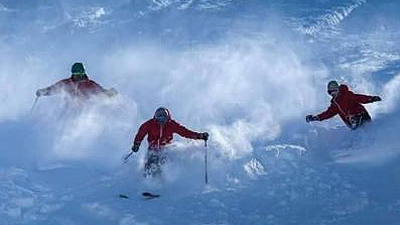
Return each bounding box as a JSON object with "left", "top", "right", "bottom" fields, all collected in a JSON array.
[
  {"left": 306, "top": 80, "right": 381, "bottom": 130},
  {"left": 131, "top": 107, "right": 209, "bottom": 177},
  {"left": 36, "top": 62, "right": 117, "bottom": 100}
]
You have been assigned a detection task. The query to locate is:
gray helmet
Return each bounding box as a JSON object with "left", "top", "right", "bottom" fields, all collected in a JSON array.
[
  {"left": 71, "top": 62, "right": 86, "bottom": 74},
  {"left": 327, "top": 80, "right": 339, "bottom": 92},
  {"left": 154, "top": 107, "right": 170, "bottom": 124}
]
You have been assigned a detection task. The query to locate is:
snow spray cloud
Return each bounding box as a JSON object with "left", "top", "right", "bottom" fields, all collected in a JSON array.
[
  {"left": 0, "top": 50, "right": 138, "bottom": 166},
  {"left": 0, "top": 0, "right": 332, "bottom": 166},
  {"left": 0, "top": 0, "right": 153, "bottom": 166},
  {"left": 381, "top": 73, "right": 400, "bottom": 114},
  {"left": 0, "top": 46, "right": 137, "bottom": 167},
  {"left": 102, "top": 36, "right": 324, "bottom": 159},
  {"left": 0, "top": 53, "right": 57, "bottom": 122}
]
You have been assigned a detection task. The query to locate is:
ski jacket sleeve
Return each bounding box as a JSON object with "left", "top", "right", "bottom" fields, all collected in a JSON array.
[
  {"left": 134, "top": 122, "right": 150, "bottom": 146},
  {"left": 43, "top": 79, "right": 69, "bottom": 96},
  {"left": 317, "top": 103, "right": 338, "bottom": 121},
  {"left": 171, "top": 120, "right": 202, "bottom": 139},
  {"left": 350, "top": 92, "right": 374, "bottom": 104},
  {"left": 88, "top": 80, "right": 108, "bottom": 94}
]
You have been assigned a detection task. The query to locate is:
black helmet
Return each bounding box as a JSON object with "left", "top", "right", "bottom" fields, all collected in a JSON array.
[
  {"left": 327, "top": 80, "right": 339, "bottom": 92},
  {"left": 71, "top": 62, "right": 86, "bottom": 75},
  {"left": 154, "top": 107, "right": 170, "bottom": 124}
]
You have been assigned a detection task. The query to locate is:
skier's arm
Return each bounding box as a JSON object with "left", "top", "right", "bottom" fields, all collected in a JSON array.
[
  {"left": 350, "top": 91, "right": 375, "bottom": 104},
  {"left": 351, "top": 92, "right": 381, "bottom": 104},
  {"left": 89, "top": 80, "right": 118, "bottom": 97},
  {"left": 317, "top": 104, "right": 338, "bottom": 121},
  {"left": 133, "top": 122, "right": 149, "bottom": 147},
  {"left": 37, "top": 80, "right": 67, "bottom": 96},
  {"left": 172, "top": 120, "right": 203, "bottom": 140},
  {"left": 88, "top": 80, "right": 107, "bottom": 93}
]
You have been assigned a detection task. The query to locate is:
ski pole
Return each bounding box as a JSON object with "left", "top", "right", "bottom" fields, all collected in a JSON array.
[
  {"left": 122, "top": 151, "right": 134, "bottom": 164},
  {"left": 30, "top": 96, "right": 39, "bottom": 114},
  {"left": 205, "top": 140, "right": 208, "bottom": 185}
]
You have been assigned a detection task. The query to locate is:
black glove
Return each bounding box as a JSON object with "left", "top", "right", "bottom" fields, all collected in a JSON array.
[
  {"left": 371, "top": 96, "right": 381, "bottom": 102},
  {"left": 306, "top": 115, "right": 319, "bottom": 123},
  {"left": 106, "top": 88, "right": 118, "bottom": 97},
  {"left": 131, "top": 144, "right": 140, "bottom": 152},
  {"left": 200, "top": 132, "right": 209, "bottom": 141},
  {"left": 36, "top": 89, "right": 47, "bottom": 97}
]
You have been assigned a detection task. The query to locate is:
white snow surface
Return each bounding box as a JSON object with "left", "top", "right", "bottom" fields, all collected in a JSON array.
[{"left": 1, "top": 0, "right": 400, "bottom": 224}]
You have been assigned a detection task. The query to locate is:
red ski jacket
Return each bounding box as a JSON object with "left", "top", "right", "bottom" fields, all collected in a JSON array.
[
  {"left": 317, "top": 85, "right": 375, "bottom": 126},
  {"left": 42, "top": 75, "right": 107, "bottom": 98},
  {"left": 134, "top": 111, "right": 203, "bottom": 151}
]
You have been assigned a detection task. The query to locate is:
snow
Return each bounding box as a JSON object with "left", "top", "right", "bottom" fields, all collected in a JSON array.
[{"left": 1, "top": 0, "right": 400, "bottom": 224}]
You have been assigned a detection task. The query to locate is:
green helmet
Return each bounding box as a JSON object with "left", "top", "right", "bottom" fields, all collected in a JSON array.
[{"left": 71, "top": 62, "right": 86, "bottom": 75}]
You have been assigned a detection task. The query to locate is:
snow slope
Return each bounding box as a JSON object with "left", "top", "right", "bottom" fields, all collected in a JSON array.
[{"left": 1, "top": 0, "right": 400, "bottom": 224}]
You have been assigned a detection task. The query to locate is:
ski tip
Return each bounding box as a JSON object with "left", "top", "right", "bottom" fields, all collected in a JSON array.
[
  {"left": 119, "top": 194, "right": 129, "bottom": 199},
  {"left": 142, "top": 192, "right": 160, "bottom": 199}
]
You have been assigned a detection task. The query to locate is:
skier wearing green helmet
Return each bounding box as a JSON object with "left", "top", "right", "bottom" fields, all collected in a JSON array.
[{"left": 36, "top": 62, "right": 117, "bottom": 99}]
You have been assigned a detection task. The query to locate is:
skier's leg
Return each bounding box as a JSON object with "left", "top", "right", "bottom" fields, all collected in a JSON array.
[
  {"left": 144, "top": 152, "right": 162, "bottom": 178},
  {"left": 360, "top": 113, "right": 372, "bottom": 124},
  {"left": 350, "top": 112, "right": 371, "bottom": 130},
  {"left": 355, "top": 113, "right": 372, "bottom": 129}
]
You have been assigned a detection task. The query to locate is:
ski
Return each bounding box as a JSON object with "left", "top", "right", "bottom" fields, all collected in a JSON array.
[
  {"left": 119, "top": 194, "right": 129, "bottom": 199},
  {"left": 332, "top": 152, "right": 353, "bottom": 160},
  {"left": 142, "top": 192, "right": 160, "bottom": 200},
  {"left": 118, "top": 193, "right": 160, "bottom": 200}
]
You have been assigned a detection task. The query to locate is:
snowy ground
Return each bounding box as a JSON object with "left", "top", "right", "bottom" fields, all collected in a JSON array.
[{"left": 1, "top": 0, "right": 400, "bottom": 224}]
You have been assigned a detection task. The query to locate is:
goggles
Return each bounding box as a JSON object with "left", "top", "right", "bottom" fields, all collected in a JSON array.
[
  {"left": 155, "top": 115, "right": 168, "bottom": 123},
  {"left": 328, "top": 89, "right": 339, "bottom": 95},
  {"left": 155, "top": 110, "right": 168, "bottom": 122},
  {"left": 72, "top": 72, "right": 86, "bottom": 76}
]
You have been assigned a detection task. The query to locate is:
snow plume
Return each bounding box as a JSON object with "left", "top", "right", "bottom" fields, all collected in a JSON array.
[
  {"left": 0, "top": 1, "right": 323, "bottom": 170},
  {"left": 50, "top": 98, "right": 137, "bottom": 161},
  {"left": 381, "top": 72, "right": 400, "bottom": 114},
  {"left": 0, "top": 51, "right": 138, "bottom": 168},
  {"left": 304, "top": 72, "right": 400, "bottom": 165},
  {"left": 0, "top": 54, "right": 54, "bottom": 122},
  {"left": 28, "top": 93, "right": 138, "bottom": 167},
  {"left": 102, "top": 37, "right": 320, "bottom": 159},
  {"left": 0, "top": 0, "right": 325, "bottom": 169},
  {"left": 354, "top": 72, "right": 400, "bottom": 164}
]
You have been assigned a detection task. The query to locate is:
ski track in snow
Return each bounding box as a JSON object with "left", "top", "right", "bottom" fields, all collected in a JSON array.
[
  {"left": 69, "top": 7, "right": 107, "bottom": 29},
  {"left": 293, "top": 0, "right": 367, "bottom": 38},
  {"left": 149, "top": 0, "right": 238, "bottom": 11}
]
